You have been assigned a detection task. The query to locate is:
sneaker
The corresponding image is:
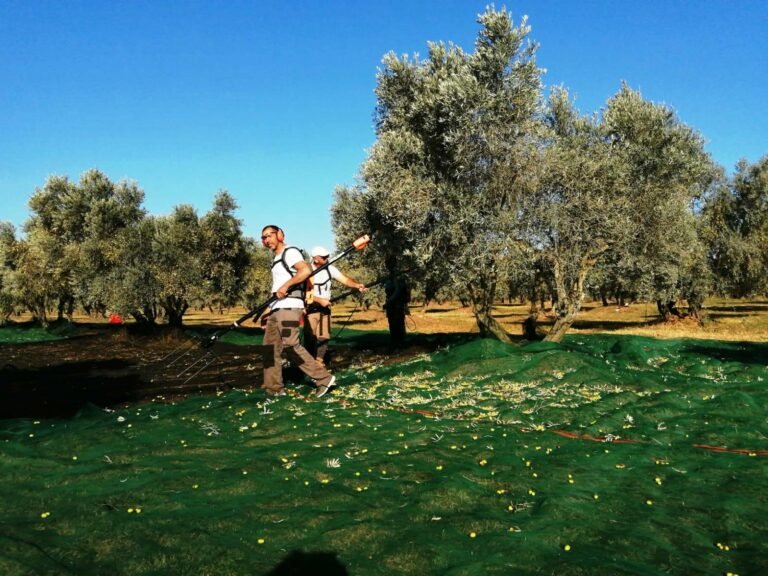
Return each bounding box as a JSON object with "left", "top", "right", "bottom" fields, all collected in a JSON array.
[
  {"left": 266, "top": 389, "right": 287, "bottom": 397},
  {"left": 315, "top": 376, "right": 336, "bottom": 398}
]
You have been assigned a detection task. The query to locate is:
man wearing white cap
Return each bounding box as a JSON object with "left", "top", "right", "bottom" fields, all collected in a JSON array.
[{"left": 305, "top": 245, "right": 367, "bottom": 367}]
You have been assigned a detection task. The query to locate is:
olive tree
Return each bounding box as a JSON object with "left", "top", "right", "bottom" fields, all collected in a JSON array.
[
  {"left": 104, "top": 216, "right": 164, "bottom": 325},
  {"left": 105, "top": 192, "right": 253, "bottom": 326},
  {"left": 150, "top": 205, "right": 206, "bottom": 327},
  {"left": 9, "top": 228, "right": 70, "bottom": 325},
  {"left": 333, "top": 7, "right": 543, "bottom": 341},
  {"left": 199, "top": 191, "right": 250, "bottom": 313},
  {"left": 704, "top": 155, "right": 768, "bottom": 298},
  {"left": 521, "top": 88, "right": 631, "bottom": 341},
  {"left": 600, "top": 84, "right": 717, "bottom": 321},
  {"left": 0, "top": 222, "right": 22, "bottom": 323},
  {"left": 517, "top": 83, "right": 717, "bottom": 340},
  {"left": 24, "top": 170, "right": 146, "bottom": 320}
]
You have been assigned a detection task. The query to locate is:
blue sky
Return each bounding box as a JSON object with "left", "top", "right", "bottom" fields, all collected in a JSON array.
[{"left": 1, "top": 0, "right": 766, "bottom": 253}]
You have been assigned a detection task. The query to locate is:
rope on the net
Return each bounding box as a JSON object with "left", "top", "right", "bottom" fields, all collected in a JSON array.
[
  {"left": 551, "top": 429, "right": 768, "bottom": 456},
  {"left": 691, "top": 443, "right": 768, "bottom": 456}
]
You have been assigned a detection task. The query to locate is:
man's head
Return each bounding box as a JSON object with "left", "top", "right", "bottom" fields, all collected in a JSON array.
[
  {"left": 261, "top": 225, "right": 284, "bottom": 251},
  {"left": 311, "top": 246, "right": 330, "bottom": 266}
]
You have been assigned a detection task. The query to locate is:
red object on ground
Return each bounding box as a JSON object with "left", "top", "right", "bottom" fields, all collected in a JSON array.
[{"left": 108, "top": 313, "right": 123, "bottom": 325}]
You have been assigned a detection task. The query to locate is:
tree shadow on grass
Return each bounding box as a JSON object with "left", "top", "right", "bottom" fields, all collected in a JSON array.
[
  {"left": 492, "top": 312, "right": 528, "bottom": 319},
  {"left": 681, "top": 341, "right": 768, "bottom": 366},
  {"left": 0, "top": 331, "right": 263, "bottom": 419},
  {"left": 706, "top": 305, "right": 768, "bottom": 313},
  {"left": 423, "top": 306, "right": 463, "bottom": 313},
  {"left": 335, "top": 329, "right": 482, "bottom": 350},
  {"left": 571, "top": 319, "right": 655, "bottom": 331},
  {"left": 336, "top": 318, "right": 377, "bottom": 326},
  {"left": 0, "top": 359, "right": 148, "bottom": 419}
]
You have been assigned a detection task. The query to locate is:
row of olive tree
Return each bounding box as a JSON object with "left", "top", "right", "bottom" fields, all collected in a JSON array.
[
  {"left": 2, "top": 11, "right": 764, "bottom": 338},
  {"left": 0, "top": 170, "right": 272, "bottom": 327},
  {"left": 331, "top": 7, "right": 765, "bottom": 342},
  {"left": 703, "top": 156, "right": 768, "bottom": 298}
]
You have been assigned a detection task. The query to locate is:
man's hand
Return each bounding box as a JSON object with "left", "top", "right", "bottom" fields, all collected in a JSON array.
[{"left": 276, "top": 285, "right": 290, "bottom": 299}]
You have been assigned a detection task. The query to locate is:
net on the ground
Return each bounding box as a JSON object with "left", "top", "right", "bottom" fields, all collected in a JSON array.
[{"left": 1, "top": 331, "right": 766, "bottom": 575}]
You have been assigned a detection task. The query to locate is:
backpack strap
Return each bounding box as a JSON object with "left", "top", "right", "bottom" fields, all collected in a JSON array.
[
  {"left": 314, "top": 268, "right": 332, "bottom": 290},
  {"left": 271, "top": 246, "right": 306, "bottom": 299}
]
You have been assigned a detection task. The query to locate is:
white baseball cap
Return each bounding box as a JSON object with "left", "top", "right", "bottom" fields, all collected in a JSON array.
[{"left": 311, "top": 246, "right": 330, "bottom": 258}]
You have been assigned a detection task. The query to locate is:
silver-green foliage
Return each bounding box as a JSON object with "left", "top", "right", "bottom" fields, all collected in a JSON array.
[
  {"left": 20, "top": 170, "right": 146, "bottom": 323},
  {"left": 17, "top": 171, "right": 253, "bottom": 327},
  {"left": 704, "top": 155, "right": 768, "bottom": 297},
  {"left": 599, "top": 84, "right": 717, "bottom": 316},
  {"left": 334, "top": 8, "right": 543, "bottom": 340}
]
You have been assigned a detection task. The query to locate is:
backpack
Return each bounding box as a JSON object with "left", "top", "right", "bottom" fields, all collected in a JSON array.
[{"left": 271, "top": 246, "right": 306, "bottom": 299}]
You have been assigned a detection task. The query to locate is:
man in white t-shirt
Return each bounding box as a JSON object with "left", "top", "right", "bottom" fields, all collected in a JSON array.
[
  {"left": 304, "top": 246, "right": 367, "bottom": 367},
  {"left": 260, "top": 226, "right": 336, "bottom": 398}
]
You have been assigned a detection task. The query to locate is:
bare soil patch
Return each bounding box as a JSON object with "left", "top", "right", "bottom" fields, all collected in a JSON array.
[{"left": 0, "top": 327, "right": 262, "bottom": 418}]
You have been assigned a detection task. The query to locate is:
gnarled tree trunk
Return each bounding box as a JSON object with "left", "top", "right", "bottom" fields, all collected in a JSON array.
[
  {"left": 163, "top": 296, "right": 189, "bottom": 328},
  {"left": 544, "top": 255, "right": 596, "bottom": 343},
  {"left": 131, "top": 303, "right": 158, "bottom": 325},
  {"left": 546, "top": 298, "right": 581, "bottom": 342},
  {"left": 27, "top": 297, "right": 49, "bottom": 327},
  {"left": 469, "top": 275, "right": 511, "bottom": 344},
  {"left": 656, "top": 300, "right": 683, "bottom": 321}
]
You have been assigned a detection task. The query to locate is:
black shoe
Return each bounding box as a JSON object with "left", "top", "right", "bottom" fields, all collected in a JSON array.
[{"left": 315, "top": 376, "right": 336, "bottom": 398}]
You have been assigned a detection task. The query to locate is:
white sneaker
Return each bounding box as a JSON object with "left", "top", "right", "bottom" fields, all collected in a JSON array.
[{"left": 316, "top": 375, "right": 336, "bottom": 398}]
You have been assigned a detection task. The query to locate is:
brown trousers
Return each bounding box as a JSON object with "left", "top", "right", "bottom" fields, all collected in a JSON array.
[
  {"left": 262, "top": 308, "right": 331, "bottom": 393},
  {"left": 304, "top": 310, "right": 331, "bottom": 361}
]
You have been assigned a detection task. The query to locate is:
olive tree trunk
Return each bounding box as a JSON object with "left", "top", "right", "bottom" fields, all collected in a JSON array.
[
  {"left": 544, "top": 255, "right": 596, "bottom": 343},
  {"left": 469, "top": 274, "right": 512, "bottom": 343}
]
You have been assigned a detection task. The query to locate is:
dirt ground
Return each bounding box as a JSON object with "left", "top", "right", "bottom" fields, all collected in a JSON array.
[{"left": 1, "top": 327, "right": 243, "bottom": 418}]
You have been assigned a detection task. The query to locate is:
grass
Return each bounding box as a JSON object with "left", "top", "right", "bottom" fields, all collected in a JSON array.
[
  {"left": 9, "top": 296, "right": 768, "bottom": 342},
  {"left": 290, "top": 297, "right": 768, "bottom": 342},
  {"left": 332, "top": 296, "right": 768, "bottom": 342}
]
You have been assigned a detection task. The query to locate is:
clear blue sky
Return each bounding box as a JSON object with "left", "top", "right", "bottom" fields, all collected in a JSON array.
[{"left": 2, "top": 0, "right": 766, "bottom": 253}]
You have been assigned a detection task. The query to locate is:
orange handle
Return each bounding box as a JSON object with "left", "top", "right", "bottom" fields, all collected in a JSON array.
[{"left": 353, "top": 234, "right": 370, "bottom": 250}]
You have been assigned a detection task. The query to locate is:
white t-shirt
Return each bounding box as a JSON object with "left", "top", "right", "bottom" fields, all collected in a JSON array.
[
  {"left": 311, "top": 264, "right": 342, "bottom": 301},
  {"left": 270, "top": 246, "right": 305, "bottom": 310}
]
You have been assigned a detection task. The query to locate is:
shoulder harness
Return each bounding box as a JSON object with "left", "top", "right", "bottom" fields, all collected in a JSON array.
[{"left": 272, "top": 246, "right": 306, "bottom": 299}]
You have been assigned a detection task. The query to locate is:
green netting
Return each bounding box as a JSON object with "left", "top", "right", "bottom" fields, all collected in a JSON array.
[
  {"left": 1, "top": 333, "right": 767, "bottom": 575},
  {"left": 0, "top": 323, "right": 70, "bottom": 344}
]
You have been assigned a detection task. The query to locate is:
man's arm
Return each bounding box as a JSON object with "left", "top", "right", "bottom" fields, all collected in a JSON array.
[
  {"left": 276, "top": 260, "right": 311, "bottom": 299},
  {"left": 336, "top": 270, "right": 367, "bottom": 292}
]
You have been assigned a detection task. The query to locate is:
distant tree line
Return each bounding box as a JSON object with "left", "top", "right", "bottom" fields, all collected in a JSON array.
[
  {"left": 1, "top": 8, "right": 766, "bottom": 341},
  {"left": 0, "top": 170, "right": 272, "bottom": 327}
]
